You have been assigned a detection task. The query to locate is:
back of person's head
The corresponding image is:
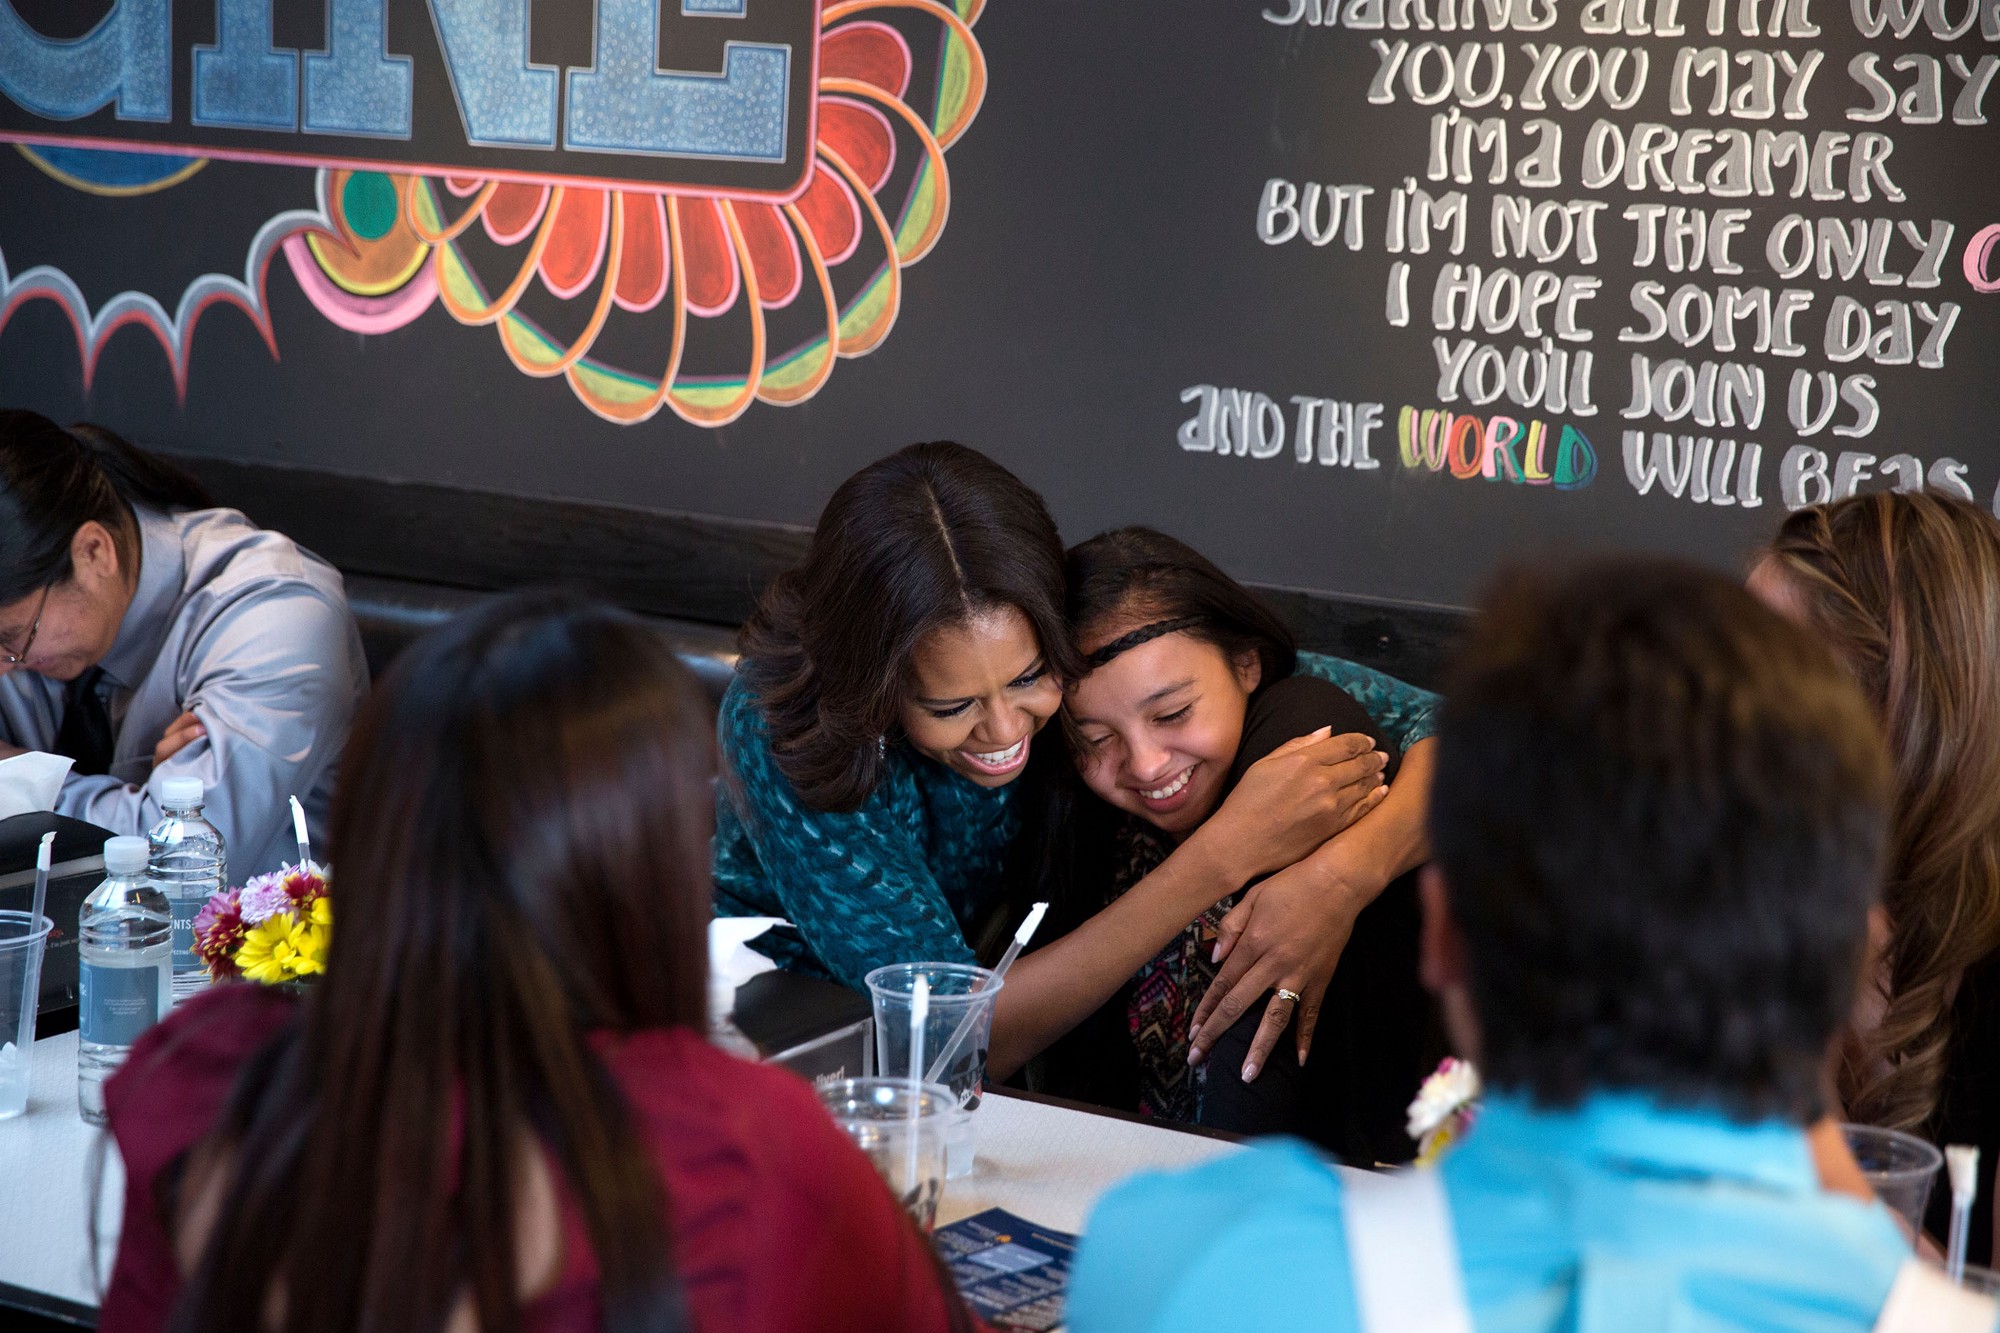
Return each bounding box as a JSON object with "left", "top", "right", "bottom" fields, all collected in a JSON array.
[
  {"left": 740, "top": 441, "right": 1080, "bottom": 809},
  {"left": 1430, "top": 559, "right": 1890, "bottom": 1123},
  {"left": 174, "top": 592, "right": 712, "bottom": 1333},
  {"left": 0, "top": 411, "right": 213, "bottom": 602},
  {"left": 1065, "top": 526, "right": 1296, "bottom": 682},
  {"left": 1761, "top": 491, "right": 2000, "bottom": 1133}
]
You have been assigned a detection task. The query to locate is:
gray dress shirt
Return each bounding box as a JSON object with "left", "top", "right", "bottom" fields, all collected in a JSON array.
[{"left": 0, "top": 505, "right": 368, "bottom": 882}]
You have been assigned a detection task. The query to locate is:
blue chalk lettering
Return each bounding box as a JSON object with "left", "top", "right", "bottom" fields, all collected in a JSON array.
[
  {"left": 192, "top": 0, "right": 299, "bottom": 130},
  {"left": 305, "top": 0, "right": 413, "bottom": 138},
  {"left": 425, "top": 0, "right": 558, "bottom": 149},
  {"left": 0, "top": 0, "right": 169, "bottom": 122},
  {"left": 567, "top": 0, "right": 789, "bottom": 161}
]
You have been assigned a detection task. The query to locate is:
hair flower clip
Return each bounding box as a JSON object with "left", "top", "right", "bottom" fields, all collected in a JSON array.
[{"left": 1406, "top": 1057, "right": 1482, "bottom": 1165}]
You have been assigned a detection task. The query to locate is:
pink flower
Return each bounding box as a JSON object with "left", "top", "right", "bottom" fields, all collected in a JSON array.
[
  {"left": 193, "top": 889, "right": 246, "bottom": 981},
  {"left": 279, "top": 862, "right": 328, "bottom": 908}
]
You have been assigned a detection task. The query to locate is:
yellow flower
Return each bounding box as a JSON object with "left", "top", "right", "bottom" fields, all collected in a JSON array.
[
  {"left": 235, "top": 917, "right": 300, "bottom": 985},
  {"left": 232, "top": 904, "right": 332, "bottom": 985}
]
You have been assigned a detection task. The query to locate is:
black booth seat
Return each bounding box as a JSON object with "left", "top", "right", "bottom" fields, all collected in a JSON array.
[{"left": 344, "top": 573, "right": 741, "bottom": 703}]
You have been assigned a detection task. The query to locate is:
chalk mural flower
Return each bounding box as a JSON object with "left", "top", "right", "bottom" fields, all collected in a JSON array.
[
  {"left": 286, "top": 0, "right": 986, "bottom": 425},
  {"left": 0, "top": 0, "right": 985, "bottom": 427}
]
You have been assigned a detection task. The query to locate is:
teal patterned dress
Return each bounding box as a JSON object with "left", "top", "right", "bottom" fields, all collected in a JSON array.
[{"left": 711, "top": 653, "right": 1439, "bottom": 990}]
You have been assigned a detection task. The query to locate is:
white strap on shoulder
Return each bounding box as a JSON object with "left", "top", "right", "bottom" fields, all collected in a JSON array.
[
  {"left": 1872, "top": 1259, "right": 2000, "bottom": 1333},
  {"left": 1341, "top": 1165, "right": 1476, "bottom": 1333}
]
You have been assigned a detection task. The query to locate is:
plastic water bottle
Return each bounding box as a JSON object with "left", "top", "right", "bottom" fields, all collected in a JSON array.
[
  {"left": 77, "top": 837, "right": 172, "bottom": 1125},
  {"left": 148, "top": 776, "right": 226, "bottom": 1000}
]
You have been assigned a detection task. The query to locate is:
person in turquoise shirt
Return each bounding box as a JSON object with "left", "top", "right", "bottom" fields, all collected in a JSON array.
[
  {"left": 713, "top": 442, "right": 1436, "bottom": 1079},
  {"left": 1070, "top": 559, "right": 1999, "bottom": 1333}
]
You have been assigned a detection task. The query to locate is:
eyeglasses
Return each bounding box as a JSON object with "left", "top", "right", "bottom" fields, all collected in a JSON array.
[{"left": 0, "top": 583, "right": 52, "bottom": 667}]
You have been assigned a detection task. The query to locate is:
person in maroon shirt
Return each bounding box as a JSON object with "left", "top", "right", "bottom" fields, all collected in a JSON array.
[{"left": 98, "top": 591, "right": 976, "bottom": 1333}]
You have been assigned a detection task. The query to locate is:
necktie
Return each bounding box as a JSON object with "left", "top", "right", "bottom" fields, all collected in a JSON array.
[{"left": 55, "top": 667, "right": 116, "bottom": 777}]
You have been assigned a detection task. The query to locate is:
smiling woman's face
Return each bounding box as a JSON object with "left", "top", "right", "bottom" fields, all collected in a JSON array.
[
  {"left": 1066, "top": 629, "right": 1261, "bottom": 838},
  {"left": 899, "top": 605, "right": 1063, "bottom": 787}
]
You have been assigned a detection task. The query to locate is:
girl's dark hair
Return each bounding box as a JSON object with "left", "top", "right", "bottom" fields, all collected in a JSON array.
[
  {"left": 1065, "top": 526, "right": 1296, "bottom": 683},
  {"left": 1433, "top": 559, "right": 1888, "bottom": 1121},
  {"left": 0, "top": 411, "right": 214, "bottom": 602},
  {"left": 739, "top": 441, "right": 1081, "bottom": 811},
  {"left": 171, "top": 592, "right": 713, "bottom": 1333}
]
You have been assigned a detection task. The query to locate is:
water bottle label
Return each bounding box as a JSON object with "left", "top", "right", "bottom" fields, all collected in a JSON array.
[
  {"left": 81, "top": 961, "right": 161, "bottom": 1047},
  {"left": 170, "top": 898, "right": 201, "bottom": 972}
]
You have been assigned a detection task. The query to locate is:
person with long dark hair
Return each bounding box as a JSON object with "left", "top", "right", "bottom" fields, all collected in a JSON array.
[
  {"left": 1753, "top": 490, "right": 2000, "bottom": 1260},
  {"left": 1043, "top": 528, "right": 1443, "bottom": 1158},
  {"left": 715, "top": 441, "right": 1438, "bottom": 1077},
  {"left": 0, "top": 410, "right": 365, "bottom": 877},
  {"left": 97, "top": 592, "right": 972, "bottom": 1333}
]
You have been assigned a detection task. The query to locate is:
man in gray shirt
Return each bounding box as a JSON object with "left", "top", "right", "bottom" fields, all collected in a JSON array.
[{"left": 0, "top": 413, "right": 366, "bottom": 882}]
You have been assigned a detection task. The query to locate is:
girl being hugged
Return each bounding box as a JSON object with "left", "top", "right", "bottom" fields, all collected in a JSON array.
[
  {"left": 1050, "top": 528, "right": 1443, "bottom": 1157},
  {"left": 715, "top": 442, "right": 1437, "bottom": 1078}
]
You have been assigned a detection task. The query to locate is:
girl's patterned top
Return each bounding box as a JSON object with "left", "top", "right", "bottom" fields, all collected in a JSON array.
[
  {"left": 711, "top": 653, "right": 1439, "bottom": 991},
  {"left": 1107, "top": 820, "right": 1217, "bottom": 1123}
]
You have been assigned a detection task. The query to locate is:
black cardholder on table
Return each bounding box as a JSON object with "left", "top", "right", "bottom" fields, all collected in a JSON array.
[
  {"left": 729, "top": 969, "right": 874, "bottom": 1082},
  {"left": 0, "top": 812, "right": 115, "bottom": 1035},
  {"left": 933, "top": 1208, "right": 1078, "bottom": 1331}
]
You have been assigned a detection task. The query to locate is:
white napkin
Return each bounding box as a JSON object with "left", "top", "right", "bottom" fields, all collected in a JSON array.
[
  {"left": 0, "top": 751, "right": 72, "bottom": 820},
  {"left": 708, "top": 915, "right": 788, "bottom": 1021}
]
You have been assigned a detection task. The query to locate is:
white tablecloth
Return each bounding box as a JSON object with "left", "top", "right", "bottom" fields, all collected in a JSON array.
[
  {"left": 0, "top": 1032, "right": 123, "bottom": 1311},
  {"left": 941, "top": 1091, "right": 1240, "bottom": 1234},
  {"left": 0, "top": 1034, "right": 1239, "bottom": 1314}
]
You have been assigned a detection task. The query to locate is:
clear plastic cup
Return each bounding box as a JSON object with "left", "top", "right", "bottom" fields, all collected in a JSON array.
[
  {"left": 0, "top": 911, "right": 54, "bottom": 1120},
  {"left": 866, "top": 962, "right": 999, "bottom": 1179},
  {"left": 1843, "top": 1123, "right": 1943, "bottom": 1237},
  {"left": 815, "top": 1077, "right": 956, "bottom": 1231}
]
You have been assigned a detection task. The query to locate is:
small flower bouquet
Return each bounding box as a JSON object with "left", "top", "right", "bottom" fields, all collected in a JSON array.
[
  {"left": 1406, "top": 1056, "right": 1482, "bottom": 1165},
  {"left": 193, "top": 861, "right": 331, "bottom": 985}
]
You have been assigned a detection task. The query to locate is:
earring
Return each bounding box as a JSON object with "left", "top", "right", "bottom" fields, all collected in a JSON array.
[{"left": 877, "top": 735, "right": 888, "bottom": 759}]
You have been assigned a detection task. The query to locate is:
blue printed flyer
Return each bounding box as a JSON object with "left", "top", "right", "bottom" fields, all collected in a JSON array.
[{"left": 934, "top": 1208, "right": 1076, "bottom": 1331}]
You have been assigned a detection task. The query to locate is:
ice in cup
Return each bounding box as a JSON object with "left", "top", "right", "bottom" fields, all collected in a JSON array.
[
  {"left": 815, "top": 1077, "right": 956, "bottom": 1231},
  {"left": 0, "top": 910, "right": 54, "bottom": 1120}
]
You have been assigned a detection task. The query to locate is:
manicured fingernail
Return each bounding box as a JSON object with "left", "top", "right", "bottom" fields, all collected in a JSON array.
[
  {"left": 1241, "top": 1062, "right": 1259, "bottom": 1083},
  {"left": 1187, "top": 1045, "right": 1203, "bottom": 1066},
  {"left": 1211, "top": 942, "right": 1222, "bottom": 964}
]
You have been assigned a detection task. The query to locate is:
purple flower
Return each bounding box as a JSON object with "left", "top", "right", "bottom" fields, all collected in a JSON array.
[{"left": 238, "top": 876, "right": 293, "bottom": 925}]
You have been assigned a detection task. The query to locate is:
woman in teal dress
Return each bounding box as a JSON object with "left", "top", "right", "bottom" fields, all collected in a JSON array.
[{"left": 713, "top": 441, "right": 1437, "bottom": 1077}]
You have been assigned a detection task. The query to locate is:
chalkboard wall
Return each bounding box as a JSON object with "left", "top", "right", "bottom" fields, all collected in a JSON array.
[{"left": 1, "top": 0, "right": 1996, "bottom": 611}]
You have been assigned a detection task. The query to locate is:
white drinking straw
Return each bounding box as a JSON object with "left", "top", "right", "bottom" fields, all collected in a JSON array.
[
  {"left": 1947, "top": 1143, "right": 1980, "bottom": 1282},
  {"left": 28, "top": 831, "right": 54, "bottom": 934},
  {"left": 289, "top": 796, "right": 310, "bottom": 869},
  {"left": 926, "top": 902, "right": 1047, "bottom": 1085},
  {"left": 905, "top": 973, "right": 930, "bottom": 1204}
]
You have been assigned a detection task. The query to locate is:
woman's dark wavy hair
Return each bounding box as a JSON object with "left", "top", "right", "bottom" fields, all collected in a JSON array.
[
  {"left": 1431, "top": 559, "right": 1890, "bottom": 1122},
  {"left": 1764, "top": 492, "right": 2000, "bottom": 1135},
  {"left": 738, "top": 442, "right": 1082, "bottom": 811},
  {"left": 0, "top": 411, "right": 213, "bottom": 603},
  {"left": 167, "top": 593, "right": 715, "bottom": 1333}
]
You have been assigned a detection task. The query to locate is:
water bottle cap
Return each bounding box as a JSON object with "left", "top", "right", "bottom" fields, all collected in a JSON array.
[
  {"left": 160, "top": 776, "right": 204, "bottom": 807},
  {"left": 104, "top": 836, "right": 150, "bottom": 874}
]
